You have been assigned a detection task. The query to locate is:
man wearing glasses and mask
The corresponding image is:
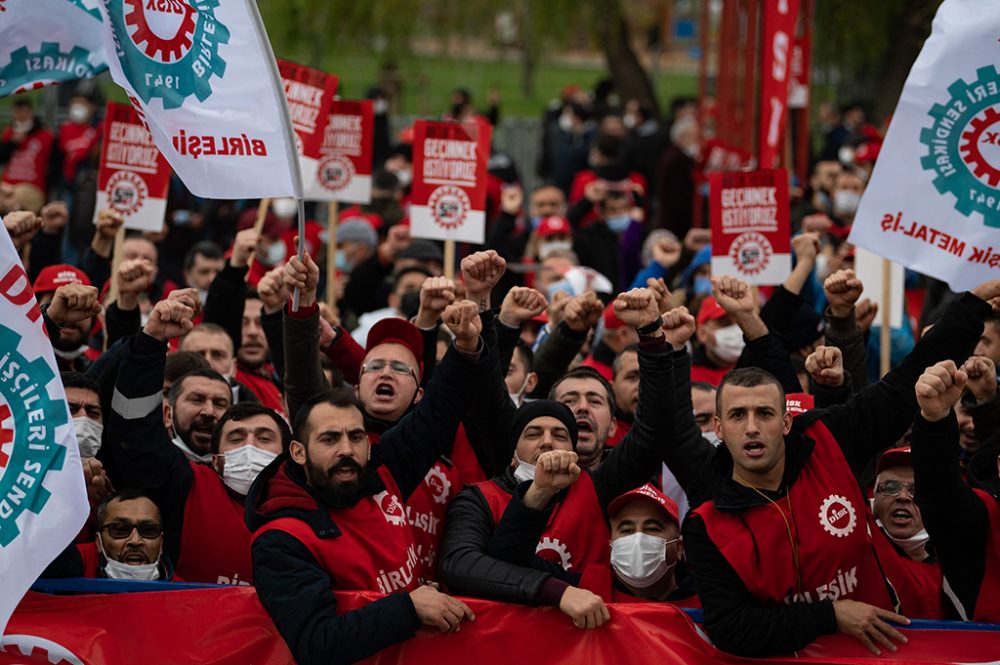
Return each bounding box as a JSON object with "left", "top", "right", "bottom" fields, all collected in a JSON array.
[{"left": 40, "top": 490, "right": 177, "bottom": 581}]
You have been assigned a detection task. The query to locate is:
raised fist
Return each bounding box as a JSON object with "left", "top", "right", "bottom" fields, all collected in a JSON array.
[
  {"left": 442, "top": 300, "right": 482, "bottom": 351},
  {"left": 415, "top": 276, "right": 456, "bottom": 328},
  {"left": 712, "top": 275, "right": 756, "bottom": 316},
  {"left": 971, "top": 279, "right": 1000, "bottom": 307},
  {"left": 801, "top": 213, "right": 832, "bottom": 234},
  {"left": 3, "top": 210, "right": 41, "bottom": 249},
  {"left": 531, "top": 450, "right": 581, "bottom": 494},
  {"left": 282, "top": 253, "right": 320, "bottom": 308},
  {"left": 683, "top": 227, "right": 711, "bottom": 252},
  {"left": 805, "top": 346, "right": 845, "bottom": 387},
  {"left": 117, "top": 258, "right": 155, "bottom": 296},
  {"left": 500, "top": 185, "right": 524, "bottom": 216},
  {"left": 499, "top": 287, "right": 547, "bottom": 327},
  {"left": 461, "top": 250, "right": 506, "bottom": 307},
  {"left": 583, "top": 179, "right": 608, "bottom": 203},
  {"left": 379, "top": 224, "right": 411, "bottom": 263},
  {"left": 663, "top": 306, "right": 696, "bottom": 351},
  {"left": 791, "top": 232, "right": 821, "bottom": 265},
  {"left": 94, "top": 208, "right": 124, "bottom": 240},
  {"left": 645, "top": 277, "right": 672, "bottom": 314},
  {"left": 613, "top": 287, "right": 660, "bottom": 330},
  {"left": 855, "top": 298, "right": 878, "bottom": 331},
  {"left": 824, "top": 269, "right": 864, "bottom": 317},
  {"left": 231, "top": 228, "right": 261, "bottom": 269},
  {"left": 563, "top": 291, "right": 604, "bottom": 333},
  {"left": 46, "top": 284, "right": 101, "bottom": 325},
  {"left": 651, "top": 237, "right": 682, "bottom": 269},
  {"left": 83, "top": 457, "right": 115, "bottom": 506},
  {"left": 962, "top": 355, "right": 997, "bottom": 405},
  {"left": 143, "top": 296, "right": 196, "bottom": 342},
  {"left": 915, "top": 360, "right": 968, "bottom": 422},
  {"left": 547, "top": 290, "right": 571, "bottom": 329},
  {"left": 40, "top": 201, "right": 69, "bottom": 234},
  {"left": 257, "top": 266, "right": 289, "bottom": 314}
]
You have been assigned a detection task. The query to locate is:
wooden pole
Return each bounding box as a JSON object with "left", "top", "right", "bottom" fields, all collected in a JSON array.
[
  {"left": 107, "top": 225, "right": 126, "bottom": 305},
  {"left": 325, "top": 202, "right": 339, "bottom": 308},
  {"left": 879, "top": 258, "right": 892, "bottom": 377},
  {"left": 245, "top": 198, "right": 271, "bottom": 278},
  {"left": 443, "top": 239, "right": 456, "bottom": 280}
]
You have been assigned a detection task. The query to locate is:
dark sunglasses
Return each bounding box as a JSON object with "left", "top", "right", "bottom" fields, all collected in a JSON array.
[{"left": 99, "top": 521, "right": 163, "bottom": 539}]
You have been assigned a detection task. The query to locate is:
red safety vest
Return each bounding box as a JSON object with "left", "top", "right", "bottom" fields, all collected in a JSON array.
[
  {"left": 870, "top": 517, "right": 945, "bottom": 619},
  {"left": 690, "top": 363, "right": 731, "bottom": 387},
  {"left": 1, "top": 127, "right": 54, "bottom": 190},
  {"left": 578, "top": 562, "right": 702, "bottom": 608},
  {"left": 234, "top": 367, "right": 286, "bottom": 417},
  {"left": 407, "top": 459, "right": 462, "bottom": 580},
  {"left": 450, "top": 424, "right": 489, "bottom": 485},
  {"left": 175, "top": 462, "right": 253, "bottom": 586},
  {"left": 973, "top": 489, "right": 1000, "bottom": 622},
  {"left": 693, "top": 420, "right": 893, "bottom": 609},
  {"left": 76, "top": 542, "right": 101, "bottom": 578},
  {"left": 475, "top": 472, "right": 610, "bottom": 572},
  {"left": 253, "top": 466, "right": 422, "bottom": 593}
]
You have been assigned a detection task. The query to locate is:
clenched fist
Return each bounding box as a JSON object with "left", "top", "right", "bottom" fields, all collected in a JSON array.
[
  {"left": 613, "top": 287, "right": 660, "bottom": 331},
  {"left": 663, "top": 306, "right": 696, "bottom": 351},
  {"left": 461, "top": 250, "right": 506, "bottom": 310},
  {"left": 824, "top": 269, "right": 864, "bottom": 318},
  {"left": 415, "top": 276, "right": 456, "bottom": 329},
  {"left": 442, "top": 300, "right": 482, "bottom": 352},
  {"left": 915, "top": 360, "right": 968, "bottom": 422},
  {"left": 143, "top": 296, "right": 197, "bottom": 342},
  {"left": 525, "top": 450, "right": 581, "bottom": 507},
  {"left": 283, "top": 253, "right": 320, "bottom": 308},
  {"left": 805, "top": 346, "right": 844, "bottom": 387},
  {"left": 499, "top": 286, "right": 547, "bottom": 328},
  {"left": 563, "top": 291, "right": 603, "bottom": 333},
  {"left": 46, "top": 284, "right": 102, "bottom": 325}
]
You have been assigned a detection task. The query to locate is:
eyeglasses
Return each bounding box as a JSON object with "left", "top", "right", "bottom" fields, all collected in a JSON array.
[
  {"left": 361, "top": 359, "right": 417, "bottom": 381},
  {"left": 99, "top": 521, "right": 163, "bottom": 539},
  {"left": 875, "top": 480, "right": 916, "bottom": 498}
]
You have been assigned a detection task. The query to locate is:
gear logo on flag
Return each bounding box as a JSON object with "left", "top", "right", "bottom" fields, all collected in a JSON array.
[
  {"left": 920, "top": 65, "right": 1000, "bottom": 228},
  {"left": 0, "top": 634, "right": 85, "bottom": 665},
  {"left": 106, "top": 0, "right": 230, "bottom": 110},
  {"left": 0, "top": 325, "right": 69, "bottom": 548},
  {"left": 0, "top": 43, "right": 104, "bottom": 97}
]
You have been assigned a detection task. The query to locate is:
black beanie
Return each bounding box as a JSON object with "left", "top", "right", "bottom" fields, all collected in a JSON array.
[{"left": 509, "top": 400, "right": 579, "bottom": 451}]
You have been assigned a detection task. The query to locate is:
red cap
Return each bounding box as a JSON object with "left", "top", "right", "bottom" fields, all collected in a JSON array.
[
  {"left": 365, "top": 318, "right": 424, "bottom": 375},
  {"left": 785, "top": 392, "right": 814, "bottom": 416},
  {"left": 854, "top": 141, "right": 881, "bottom": 163},
  {"left": 33, "top": 264, "right": 91, "bottom": 295},
  {"left": 608, "top": 484, "right": 680, "bottom": 527},
  {"left": 696, "top": 296, "right": 727, "bottom": 326},
  {"left": 603, "top": 302, "right": 627, "bottom": 330},
  {"left": 876, "top": 447, "right": 912, "bottom": 475},
  {"left": 536, "top": 216, "right": 572, "bottom": 238}
]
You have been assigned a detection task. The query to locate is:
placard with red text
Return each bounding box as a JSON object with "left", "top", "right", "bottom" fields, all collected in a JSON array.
[
  {"left": 277, "top": 59, "right": 339, "bottom": 200},
  {"left": 305, "top": 100, "right": 374, "bottom": 203}
]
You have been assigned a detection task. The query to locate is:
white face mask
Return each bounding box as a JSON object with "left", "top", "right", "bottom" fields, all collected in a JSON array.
[
  {"left": 814, "top": 253, "right": 831, "bottom": 282},
  {"left": 98, "top": 536, "right": 161, "bottom": 581},
  {"left": 374, "top": 98, "right": 389, "bottom": 115},
  {"left": 220, "top": 444, "right": 278, "bottom": 496},
  {"left": 833, "top": 189, "right": 861, "bottom": 215},
  {"left": 391, "top": 168, "right": 412, "bottom": 188},
  {"left": 874, "top": 515, "right": 931, "bottom": 555},
  {"left": 558, "top": 112, "right": 574, "bottom": 133},
  {"left": 513, "top": 456, "right": 535, "bottom": 483},
  {"left": 711, "top": 324, "right": 746, "bottom": 364},
  {"left": 265, "top": 241, "right": 287, "bottom": 266},
  {"left": 172, "top": 433, "right": 213, "bottom": 465},
  {"left": 271, "top": 197, "right": 298, "bottom": 219},
  {"left": 73, "top": 416, "right": 103, "bottom": 458},
  {"left": 539, "top": 240, "right": 572, "bottom": 259},
  {"left": 68, "top": 103, "right": 91, "bottom": 124},
  {"left": 702, "top": 430, "right": 721, "bottom": 447},
  {"left": 610, "top": 532, "right": 677, "bottom": 589}
]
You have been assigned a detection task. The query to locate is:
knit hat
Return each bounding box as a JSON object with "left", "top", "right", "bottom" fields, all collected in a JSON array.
[
  {"left": 509, "top": 400, "right": 578, "bottom": 451},
  {"left": 337, "top": 219, "right": 378, "bottom": 248}
]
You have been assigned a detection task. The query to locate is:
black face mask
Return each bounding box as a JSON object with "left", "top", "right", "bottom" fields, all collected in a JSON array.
[{"left": 399, "top": 291, "right": 421, "bottom": 319}]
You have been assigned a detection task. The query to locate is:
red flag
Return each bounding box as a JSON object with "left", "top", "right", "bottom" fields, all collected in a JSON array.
[{"left": 758, "top": 0, "right": 800, "bottom": 168}]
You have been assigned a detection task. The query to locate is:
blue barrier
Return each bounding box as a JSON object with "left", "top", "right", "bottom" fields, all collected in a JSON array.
[{"left": 29, "top": 578, "right": 1000, "bottom": 634}]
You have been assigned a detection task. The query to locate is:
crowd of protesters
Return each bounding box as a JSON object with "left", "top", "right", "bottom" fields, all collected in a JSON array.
[{"left": 3, "top": 79, "right": 1000, "bottom": 664}]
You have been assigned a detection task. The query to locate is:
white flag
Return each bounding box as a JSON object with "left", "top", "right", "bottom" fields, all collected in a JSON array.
[
  {"left": 849, "top": 0, "right": 1000, "bottom": 290},
  {"left": 0, "top": 224, "right": 88, "bottom": 634},
  {"left": 96, "top": 0, "right": 301, "bottom": 199},
  {"left": 0, "top": 0, "right": 107, "bottom": 97}
]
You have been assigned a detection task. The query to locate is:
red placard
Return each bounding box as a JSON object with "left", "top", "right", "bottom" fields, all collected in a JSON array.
[
  {"left": 277, "top": 59, "right": 339, "bottom": 160},
  {"left": 410, "top": 120, "right": 492, "bottom": 243},
  {"left": 701, "top": 139, "right": 757, "bottom": 173},
  {"left": 709, "top": 168, "right": 791, "bottom": 285},
  {"left": 758, "top": 0, "right": 800, "bottom": 169},
  {"left": 94, "top": 102, "right": 171, "bottom": 232},
  {"left": 306, "top": 99, "right": 375, "bottom": 203}
]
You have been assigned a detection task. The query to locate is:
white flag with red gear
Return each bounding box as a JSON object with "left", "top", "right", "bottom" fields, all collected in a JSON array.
[
  {"left": 0, "top": 222, "right": 89, "bottom": 635},
  {"left": 0, "top": 0, "right": 108, "bottom": 98},
  {"left": 96, "top": 0, "right": 301, "bottom": 199}
]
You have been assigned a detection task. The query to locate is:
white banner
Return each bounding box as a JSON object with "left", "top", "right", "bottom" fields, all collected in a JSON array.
[
  {"left": 96, "top": 0, "right": 300, "bottom": 199},
  {"left": 0, "top": 0, "right": 107, "bottom": 97},
  {"left": 849, "top": 0, "right": 1000, "bottom": 290},
  {"left": 0, "top": 223, "right": 88, "bottom": 634}
]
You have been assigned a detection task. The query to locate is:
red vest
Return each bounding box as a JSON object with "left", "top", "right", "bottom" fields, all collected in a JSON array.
[
  {"left": 693, "top": 421, "right": 893, "bottom": 609},
  {"left": 973, "top": 489, "right": 1000, "bottom": 622},
  {"left": 57, "top": 121, "right": 100, "bottom": 181},
  {"left": 578, "top": 562, "right": 701, "bottom": 608},
  {"left": 176, "top": 462, "right": 253, "bottom": 585},
  {"left": 76, "top": 542, "right": 101, "bottom": 578},
  {"left": 870, "top": 518, "right": 945, "bottom": 619},
  {"left": 449, "top": 425, "right": 488, "bottom": 485},
  {"left": 407, "top": 459, "right": 462, "bottom": 580},
  {"left": 1, "top": 127, "right": 54, "bottom": 190},
  {"left": 475, "top": 472, "right": 610, "bottom": 572},
  {"left": 690, "top": 362, "right": 731, "bottom": 387},
  {"left": 234, "top": 367, "right": 286, "bottom": 417},
  {"left": 253, "top": 466, "right": 422, "bottom": 593}
]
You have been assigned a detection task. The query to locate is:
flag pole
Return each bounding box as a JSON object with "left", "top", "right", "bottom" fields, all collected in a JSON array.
[
  {"left": 879, "top": 257, "right": 892, "bottom": 377},
  {"left": 244, "top": 0, "right": 305, "bottom": 308},
  {"left": 444, "top": 239, "right": 456, "bottom": 280},
  {"left": 326, "top": 202, "right": 339, "bottom": 308},
  {"left": 245, "top": 198, "right": 271, "bottom": 278}
]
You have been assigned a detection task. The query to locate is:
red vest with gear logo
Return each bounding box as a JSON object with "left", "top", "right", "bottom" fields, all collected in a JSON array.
[
  {"left": 973, "top": 489, "right": 1000, "bottom": 622},
  {"left": 693, "top": 420, "right": 893, "bottom": 609},
  {"left": 175, "top": 462, "right": 253, "bottom": 585},
  {"left": 870, "top": 518, "right": 945, "bottom": 619},
  {"left": 407, "top": 459, "right": 462, "bottom": 580},
  {"left": 475, "top": 471, "right": 610, "bottom": 572},
  {"left": 253, "top": 466, "right": 422, "bottom": 593}
]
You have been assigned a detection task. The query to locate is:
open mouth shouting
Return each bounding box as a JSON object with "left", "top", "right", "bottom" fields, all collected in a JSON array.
[
  {"left": 743, "top": 440, "right": 767, "bottom": 459},
  {"left": 888, "top": 506, "right": 914, "bottom": 527}
]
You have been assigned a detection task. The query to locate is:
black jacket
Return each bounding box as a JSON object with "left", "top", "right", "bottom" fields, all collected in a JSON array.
[
  {"left": 678, "top": 292, "right": 992, "bottom": 657},
  {"left": 437, "top": 334, "right": 676, "bottom": 605},
  {"left": 248, "top": 336, "right": 489, "bottom": 665}
]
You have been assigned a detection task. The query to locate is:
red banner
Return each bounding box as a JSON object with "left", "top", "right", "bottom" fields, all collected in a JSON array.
[
  {"left": 409, "top": 120, "right": 492, "bottom": 244},
  {"left": 758, "top": 0, "right": 800, "bottom": 169},
  {"left": 307, "top": 99, "right": 375, "bottom": 203},
  {"left": 4, "top": 589, "right": 1000, "bottom": 665},
  {"left": 94, "top": 102, "right": 171, "bottom": 232},
  {"left": 277, "top": 59, "right": 339, "bottom": 159},
  {"left": 788, "top": 0, "right": 812, "bottom": 111},
  {"left": 709, "top": 168, "right": 791, "bottom": 285},
  {"left": 701, "top": 139, "right": 757, "bottom": 173}
]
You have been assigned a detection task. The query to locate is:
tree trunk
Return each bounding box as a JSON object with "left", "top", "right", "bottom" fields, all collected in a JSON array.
[
  {"left": 872, "top": 1, "right": 940, "bottom": 120},
  {"left": 597, "top": 0, "right": 661, "bottom": 118}
]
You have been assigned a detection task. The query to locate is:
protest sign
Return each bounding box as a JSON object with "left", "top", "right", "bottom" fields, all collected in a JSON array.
[
  {"left": 277, "top": 59, "right": 340, "bottom": 201},
  {"left": 306, "top": 100, "right": 375, "bottom": 204},
  {"left": 709, "top": 168, "right": 791, "bottom": 285}
]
